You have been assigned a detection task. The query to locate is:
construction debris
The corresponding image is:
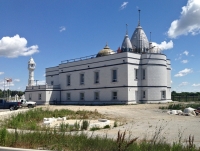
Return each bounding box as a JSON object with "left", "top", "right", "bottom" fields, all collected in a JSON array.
[{"left": 167, "top": 107, "right": 200, "bottom": 116}]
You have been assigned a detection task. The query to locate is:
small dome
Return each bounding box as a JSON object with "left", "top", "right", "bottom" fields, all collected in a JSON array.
[
  {"left": 96, "top": 44, "right": 115, "bottom": 57},
  {"left": 130, "top": 25, "right": 149, "bottom": 53},
  {"left": 149, "top": 43, "right": 161, "bottom": 53}
]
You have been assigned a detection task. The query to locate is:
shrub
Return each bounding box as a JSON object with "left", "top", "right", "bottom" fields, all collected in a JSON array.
[
  {"left": 90, "top": 127, "right": 101, "bottom": 131},
  {"left": 114, "top": 121, "right": 118, "bottom": 127},
  {"left": 103, "top": 125, "right": 110, "bottom": 129},
  {"left": 74, "top": 121, "right": 80, "bottom": 131},
  {"left": 81, "top": 120, "right": 89, "bottom": 130}
]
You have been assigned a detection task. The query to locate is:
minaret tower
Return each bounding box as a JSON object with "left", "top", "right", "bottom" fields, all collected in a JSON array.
[{"left": 28, "top": 57, "right": 36, "bottom": 86}]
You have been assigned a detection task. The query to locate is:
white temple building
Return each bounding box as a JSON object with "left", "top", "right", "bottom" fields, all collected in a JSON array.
[{"left": 25, "top": 14, "right": 172, "bottom": 105}]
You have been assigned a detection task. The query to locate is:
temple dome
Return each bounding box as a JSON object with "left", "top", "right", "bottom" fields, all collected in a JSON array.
[
  {"left": 96, "top": 44, "right": 115, "bottom": 57},
  {"left": 149, "top": 42, "right": 161, "bottom": 53},
  {"left": 130, "top": 25, "right": 149, "bottom": 53},
  {"left": 121, "top": 34, "right": 135, "bottom": 52}
]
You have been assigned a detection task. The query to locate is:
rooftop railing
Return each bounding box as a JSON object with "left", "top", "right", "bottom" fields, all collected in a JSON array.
[
  {"left": 26, "top": 84, "right": 60, "bottom": 90},
  {"left": 61, "top": 54, "right": 98, "bottom": 64},
  {"left": 60, "top": 48, "right": 162, "bottom": 64}
]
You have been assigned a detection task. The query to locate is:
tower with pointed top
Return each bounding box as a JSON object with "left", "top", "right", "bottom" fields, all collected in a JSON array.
[
  {"left": 28, "top": 57, "right": 36, "bottom": 86},
  {"left": 121, "top": 24, "right": 134, "bottom": 52},
  {"left": 130, "top": 10, "right": 149, "bottom": 53}
]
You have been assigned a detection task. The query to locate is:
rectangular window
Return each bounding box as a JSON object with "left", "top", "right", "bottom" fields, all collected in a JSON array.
[
  {"left": 112, "top": 91, "right": 117, "bottom": 100},
  {"left": 142, "top": 69, "right": 145, "bottom": 79},
  {"left": 66, "top": 93, "right": 71, "bottom": 101},
  {"left": 135, "top": 69, "right": 138, "bottom": 79},
  {"left": 142, "top": 91, "right": 146, "bottom": 99},
  {"left": 67, "top": 75, "right": 71, "bottom": 86},
  {"left": 38, "top": 93, "right": 42, "bottom": 100},
  {"left": 161, "top": 91, "right": 166, "bottom": 99},
  {"left": 94, "top": 92, "right": 99, "bottom": 100},
  {"left": 94, "top": 72, "right": 99, "bottom": 84},
  {"left": 51, "top": 81, "right": 54, "bottom": 85},
  {"left": 29, "top": 94, "right": 32, "bottom": 100},
  {"left": 80, "top": 73, "right": 84, "bottom": 85},
  {"left": 112, "top": 70, "right": 117, "bottom": 82},
  {"left": 80, "top": 93, "right": 84, "bottom": 100},
  {"left": 135, "top": 91, "right": 138, "bottom": 101}
]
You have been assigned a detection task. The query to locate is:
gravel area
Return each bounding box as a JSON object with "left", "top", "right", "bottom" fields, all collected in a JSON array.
[{"left": 40, "top": 104, "right": 200, "bottom": 147}]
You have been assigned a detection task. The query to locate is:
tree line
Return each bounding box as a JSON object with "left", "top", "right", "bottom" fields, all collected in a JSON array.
[
  {"left": 171, "top": 91, "right": 200, "bottom": 96},
  {"left": 0, "top": 89, "right": 24, "bottom": 98}
]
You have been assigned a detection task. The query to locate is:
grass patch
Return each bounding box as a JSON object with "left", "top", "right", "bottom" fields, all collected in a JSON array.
[
  {"left": 1, "top": 108, "right": 105, "bottom": 131},
  {"left": 0, "top": 128, "right": 199, "bottom": 151}
]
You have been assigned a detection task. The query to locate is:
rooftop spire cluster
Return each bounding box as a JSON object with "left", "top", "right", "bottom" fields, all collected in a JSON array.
[{"left": 96, "top": 10, "right": 161, "bottom": 58}]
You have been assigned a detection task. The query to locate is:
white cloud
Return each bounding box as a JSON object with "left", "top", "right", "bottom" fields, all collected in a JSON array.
[
  {"left": 152, "top": 40, "right": 173, "bottom": 51},
  {"left": 43, "top": 73, "right": 46, "bottom": 77},
  {"left": 168, "top": 0, "right": 200, "bottom": 38},
  {"left": 181, "top": 60, "right": 188, "bottom": 63},
  {"left": 0, "top": 72, "right": 4, "bottom": 75},
  {"left": 59, "top": 26, "right": 66, "bottom": 32},
  {"left": 174, "top": 68, "right": 193, "bottom": 77},
  {"left": 120, "top": 2, "right": 128, "bottom": 10},
  {"left": 192, "top": 83, "right": 200, "bottom": 86},
  {"left": 171, "top": 80, "right": 173, "bottom": 84},
  {"left": 0, "top": 35, "right": 39, "bottom": 58},
  {"left": 37, "top": 80, "right": 45, "bottom": 85},
  {"left": 175, "top": 51, "right": 190, "bottom": 61},
  {"left": 14, "top": 79, "right": 20, "bottom": 82},
  {"left": 183, "top": 50, "right": 189, "bottom": 55},
  {"left": 179, "top": 81, "right": 189, "bottom": 86}
]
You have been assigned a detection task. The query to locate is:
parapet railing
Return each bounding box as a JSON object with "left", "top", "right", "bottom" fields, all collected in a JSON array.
[
  {"left": 26, "top": 85, "right": 60, "bottom": 90},
  {"left": 61, "top": 50, "right": 119, "bottom": 64},
  {"left": 60, "top": 49, "right": 162, "bottom": 64}
]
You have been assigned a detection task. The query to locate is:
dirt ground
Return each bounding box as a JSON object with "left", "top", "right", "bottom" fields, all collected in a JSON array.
[
  {"left": 0, "top": 104, "right": 199, "bottom": 147},
  {"left": 42, "top": 103, "right": 200, "bottom": 147}
]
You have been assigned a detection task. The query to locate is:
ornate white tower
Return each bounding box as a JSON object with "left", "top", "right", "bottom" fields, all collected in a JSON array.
[{"left": 28, "top": 57, "right": 36, "bottom": 86}]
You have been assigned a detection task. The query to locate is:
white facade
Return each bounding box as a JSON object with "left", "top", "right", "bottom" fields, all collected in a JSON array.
[
  {"left": 25, "top": 52, "right": 172, "bottom": 105},
  {"left": 25, "top": 17, "right": 172, "bottom": 105}
]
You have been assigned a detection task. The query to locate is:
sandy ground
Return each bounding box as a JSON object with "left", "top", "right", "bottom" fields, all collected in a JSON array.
[
  {"left": 1, "top": 104, "right": 200, "bottom": 147},
  {"left": 42, "top": 104, "right": 200, "bottom": 147}
]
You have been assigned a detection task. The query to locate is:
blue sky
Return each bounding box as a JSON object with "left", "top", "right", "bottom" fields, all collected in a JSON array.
[{"left": 0, "top": 0, "right": 200, "bottom": 92}]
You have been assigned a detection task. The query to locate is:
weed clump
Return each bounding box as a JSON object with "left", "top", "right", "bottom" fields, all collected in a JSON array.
[{"left": 81, "top": 120, "right": 89, "bottom": 130}]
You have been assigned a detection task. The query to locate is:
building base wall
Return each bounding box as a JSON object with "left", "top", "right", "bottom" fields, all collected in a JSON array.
[
  {"left": 138, "top": 99, "right": 173, "bottom": 104},
  {"left": 49, "top": 100, "right": 136, "bottom": 105}
]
